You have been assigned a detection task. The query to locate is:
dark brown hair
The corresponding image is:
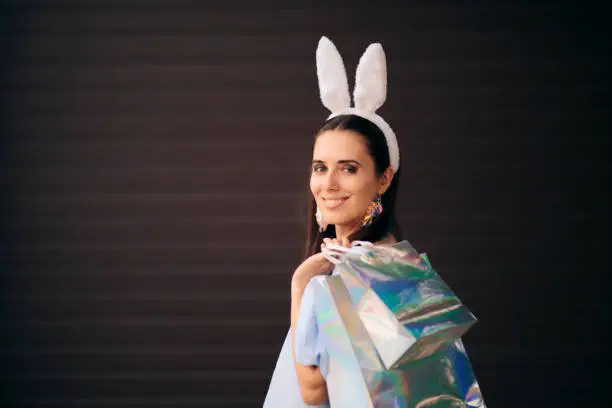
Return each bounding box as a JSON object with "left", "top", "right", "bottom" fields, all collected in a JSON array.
[{"left": 304, "top": 114, "right": 402, "bottom": 259}]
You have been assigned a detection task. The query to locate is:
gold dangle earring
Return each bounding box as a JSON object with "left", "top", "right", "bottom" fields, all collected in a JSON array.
[{"left": 362, "top": 195, "right": 383, "bottom": 228}]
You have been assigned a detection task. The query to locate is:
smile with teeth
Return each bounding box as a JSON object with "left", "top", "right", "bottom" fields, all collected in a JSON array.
[{"left": 323, "top": 197, "right": 348, "bottom": 209}]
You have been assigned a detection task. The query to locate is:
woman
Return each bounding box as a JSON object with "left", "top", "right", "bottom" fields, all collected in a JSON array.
[{"left": 264, "top": 37, "right": 402, "bottom": 407}]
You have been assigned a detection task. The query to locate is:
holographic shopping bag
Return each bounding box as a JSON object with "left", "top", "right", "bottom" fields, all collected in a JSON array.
[{"left": 317, "top": 240, "right": 486, "bottom": 407}]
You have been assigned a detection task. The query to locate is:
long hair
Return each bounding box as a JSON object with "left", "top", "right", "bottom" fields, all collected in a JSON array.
[{"left": 304, "top": 114, "right": 402, "bottom": 259}]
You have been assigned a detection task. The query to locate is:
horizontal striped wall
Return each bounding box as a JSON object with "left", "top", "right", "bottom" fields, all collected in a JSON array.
[{"left": 1, "top": 2, "right": 609, "bottom": 407}]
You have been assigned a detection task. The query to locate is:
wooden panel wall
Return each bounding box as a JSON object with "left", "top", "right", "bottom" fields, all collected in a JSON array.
[{"left": 1, "top": 2, "right": 609, "bottom": 407}]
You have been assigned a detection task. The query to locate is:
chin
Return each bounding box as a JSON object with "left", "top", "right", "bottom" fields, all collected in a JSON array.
[{"left": 325, "top": 216, "right": 357, "bottom": 227}]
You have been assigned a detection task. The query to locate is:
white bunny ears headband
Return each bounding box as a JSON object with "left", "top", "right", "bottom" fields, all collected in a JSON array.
[{"left": 316, "top": 36, "right": 400, "bottom": 172}]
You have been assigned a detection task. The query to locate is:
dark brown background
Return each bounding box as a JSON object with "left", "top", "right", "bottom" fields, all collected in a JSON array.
[{"left": 1, "top": 1, "right": 609, "bottom": 407}]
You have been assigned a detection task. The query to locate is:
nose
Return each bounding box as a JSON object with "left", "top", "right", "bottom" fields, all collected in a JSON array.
[{"left": 322, "top": 168, "right": 340, "bottom": 191}]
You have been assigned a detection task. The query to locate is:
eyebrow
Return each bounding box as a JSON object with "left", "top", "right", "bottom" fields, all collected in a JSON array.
[{"left": 312, "top": 159, "right": 362, "bottom": 167}]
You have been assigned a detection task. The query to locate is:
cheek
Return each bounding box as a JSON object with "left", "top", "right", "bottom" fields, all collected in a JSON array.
[
  {"left": 343, "top": 175, "right": 374, "bottom": 197},
  {"left": 347, "top": 181, "right": 377, "bottom": 208},
  {"left": 310, "top": 176, "right": 321, "bottom": 197}
]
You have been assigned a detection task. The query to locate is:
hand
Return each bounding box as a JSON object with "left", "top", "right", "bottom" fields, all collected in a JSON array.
[
  {"left": 321, "top": 224, "right": 361, "bottom": 250},
  {"left": 320, "top": 236, "right": 352, "bottom": 250}
]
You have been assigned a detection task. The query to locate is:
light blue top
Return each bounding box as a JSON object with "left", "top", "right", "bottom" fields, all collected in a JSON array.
[{"left": 263, "top": 275, "right": 330, "bottom": 408}]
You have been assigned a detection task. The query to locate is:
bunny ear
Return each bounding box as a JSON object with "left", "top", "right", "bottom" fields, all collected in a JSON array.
[
  {"left": 316, "top": 36, "right": 351, "bottom": 113},
  {"left": 353, "top": 43, "right": 387, "bottom": 113}
]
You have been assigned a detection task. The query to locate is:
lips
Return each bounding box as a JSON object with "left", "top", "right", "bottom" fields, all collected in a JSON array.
[{"left": 322, "top": 197, "right": 348, "bottom": 209}]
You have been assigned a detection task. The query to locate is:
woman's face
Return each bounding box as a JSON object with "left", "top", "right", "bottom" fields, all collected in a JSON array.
[{"left": 310, "top": 129, "right": 390, "bottom": 230}]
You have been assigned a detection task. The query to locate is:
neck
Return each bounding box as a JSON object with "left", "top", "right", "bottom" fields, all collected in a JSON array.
[
  {"left": 334, "top": 221, "right": 361, "bottom": 243},
  {"left": 334, "top": 223, "right": 397, "bottom": 247}
]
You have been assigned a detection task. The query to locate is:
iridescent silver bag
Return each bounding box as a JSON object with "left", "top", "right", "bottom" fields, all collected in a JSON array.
[{"left": 313, "top": 241, "right": 486, "bottom": 407}]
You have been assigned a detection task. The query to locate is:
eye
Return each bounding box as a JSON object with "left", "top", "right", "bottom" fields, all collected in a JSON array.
[
  {"left": 343, "top": 165, "right": 358, "bottom": 174},
  {"left": 312, "top": 164, "right": 327, "bottom": 173}
]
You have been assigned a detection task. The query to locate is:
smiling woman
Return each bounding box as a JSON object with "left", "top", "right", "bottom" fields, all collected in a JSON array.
[
  {"left": 263, "top": 35, "right": 404, "bottom": 407},
  {"left": 263, "top": 115, "right": 401, "bottom": 407}
]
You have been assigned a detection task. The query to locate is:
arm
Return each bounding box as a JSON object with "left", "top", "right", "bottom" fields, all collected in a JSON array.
[{"left": 291, "top": 283, "right": 328, "bottom": 405}]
